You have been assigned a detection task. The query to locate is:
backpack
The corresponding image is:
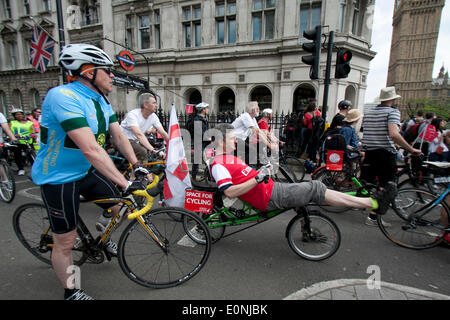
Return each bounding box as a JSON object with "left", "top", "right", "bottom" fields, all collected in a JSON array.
[
  {"left": 404, "top": 123, "right": 420, "bottom": 143},
  {"left": 323, "top": 133, "right": 347, "bottom": 152},
  {"left": 311, "top": 115, "right": 325, "bottom": 142}
]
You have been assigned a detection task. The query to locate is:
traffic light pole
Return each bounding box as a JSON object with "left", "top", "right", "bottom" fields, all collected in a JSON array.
[
  {"left": 321, "top": 31, "right": 334, "bottom": 123},
  {"left": 56, "top": 0, "right": 67, "bottom": 84}
]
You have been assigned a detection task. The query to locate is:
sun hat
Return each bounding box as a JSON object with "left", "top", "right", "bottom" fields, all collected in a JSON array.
[
  {"left": 343, "top": 109, "right": 363, "bottom": 123},
  {"left": 379, "top": 87, "right": 401, "bottom": 102}
]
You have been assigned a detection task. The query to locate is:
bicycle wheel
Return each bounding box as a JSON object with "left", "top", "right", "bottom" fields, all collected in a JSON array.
[
  {"left": 286, "top": 211, "right": 341, "bottom": 261},
  {"left": 378, "top": 188, "right": 449, "bottom": 249},
  {"left": 313, "top": 167, "right": 351, "bottom": 213},
  {"left": 27, "top": 147, "right": 36, "bottom": 166},
  {"left": 0, "top": 160, "right": 15, "bottom": 203},
  {"left": 118, "top": 207, "right": 211, "bottom": 289},
  {"left": 185, "top": 210, "right": 226, "bottom": 244},
  {"left": 13, "top": 203, "right": 88, "bottom": 266}
]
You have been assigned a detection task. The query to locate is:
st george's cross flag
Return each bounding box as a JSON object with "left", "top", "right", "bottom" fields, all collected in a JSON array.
[
  {"left": 163, "top": 104, "right": 192, "bottom": 207},
  {"left": 30, "top": 25, "right": 56, "bottom": 73}
]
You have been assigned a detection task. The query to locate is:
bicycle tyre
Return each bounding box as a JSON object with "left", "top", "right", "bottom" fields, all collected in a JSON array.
[
  {"left": 185, "top": 210, "right": 226, "bottom": 244},
  {"left": 118, "top": 207, "right": 211, "bottom": 289},
  {"left": 0, "top": 160, "right": 15, "bottom": 203},
  {"left": 13, "top": 203, "right": 88, "bottom": 266},
  {"left": 286, "top": 211, "right": 341, "bottom": 261},
  {"left": 312, "top": 167, "right": 350, "bottom": 213},
  {"left": 378, "top": 188, "right": 449, "bottom": 249}
]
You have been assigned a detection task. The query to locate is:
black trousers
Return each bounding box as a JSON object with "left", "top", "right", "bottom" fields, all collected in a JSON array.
[{"left": 360, "top": 149, "right": 397, "bottom": 188}]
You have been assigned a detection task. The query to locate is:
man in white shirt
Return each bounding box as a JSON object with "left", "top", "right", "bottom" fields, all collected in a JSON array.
[
  {"left": 0, "top": 112, "right": 18, "bottom": 184},
  {"left": 231, "top": 101, "right": 277, "bottom": 165},
  {"left": 120, "top": 93, "right": 169, "bottom": 163}
]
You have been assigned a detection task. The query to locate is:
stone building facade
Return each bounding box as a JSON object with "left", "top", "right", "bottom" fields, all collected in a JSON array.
[
  {"left": 386, "top": 0, "right": 445, "bottom": 116},
  {"left": 430, "top": 66, "right": 450, "bottom": 102},
  {"left": 0, "top": 0, "right": 376, "bottom": 122}
]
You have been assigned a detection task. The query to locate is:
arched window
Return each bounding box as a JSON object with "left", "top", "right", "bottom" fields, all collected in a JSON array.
[
  {"left": 30, "top": 89, "right": 41, "bottom": 108},
  {"left": 344, "top": 85, "right": 356, "bottom": 107},
  {"left": 186, "top": 89, "right": 202, "bottom": 105},
  {"left": 293, "top": 84, "right": 316, "bottom": 113},
  {"left": 12, "top": 89, "right": 23, "bottom": 108},
  {"left": 217, "top": 87, "right": 235, "bottom": 113},
  {"left": 250, "top": 86, "right": 272, "bottom": 110}
]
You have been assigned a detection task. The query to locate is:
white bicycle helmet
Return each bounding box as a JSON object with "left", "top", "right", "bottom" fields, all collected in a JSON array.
[
  {"left": 195, "top": 102, "right": 209, "bottom": 110},
  {"left": 58, "top": 43, "right": 113, "bottom": 73},
  {"left": 10, "top": 106, "right": 24, "bottom": 115}
]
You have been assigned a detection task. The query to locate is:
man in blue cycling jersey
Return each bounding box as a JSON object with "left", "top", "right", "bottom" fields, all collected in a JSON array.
[{"left": 31, "top": 44, "right": 148, "bottom": 300}]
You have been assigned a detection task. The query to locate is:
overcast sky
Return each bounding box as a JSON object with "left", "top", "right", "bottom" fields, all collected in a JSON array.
[{"left": 365, "top": 0, "right": 450, "bottom": 103}]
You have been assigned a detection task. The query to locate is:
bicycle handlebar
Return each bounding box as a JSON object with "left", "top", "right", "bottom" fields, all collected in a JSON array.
[{"left": 127, "top": 174, "right": 160, "bottom": 220}]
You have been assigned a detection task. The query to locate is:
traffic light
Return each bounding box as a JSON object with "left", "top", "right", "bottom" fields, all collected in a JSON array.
[
  {"left": 335, "top": 49, "right": 352, "bottom": 79},
  {"left": 302, "top": 25, "right": 322, "bottom": 80}
]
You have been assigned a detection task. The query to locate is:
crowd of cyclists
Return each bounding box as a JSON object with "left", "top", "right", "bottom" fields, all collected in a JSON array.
[{"left": 0, "top": 42, "right": 449, "bottom": 300}]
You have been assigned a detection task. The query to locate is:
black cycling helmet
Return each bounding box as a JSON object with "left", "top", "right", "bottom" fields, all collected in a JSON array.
[{"left": 338, "top": 100, "right": 352, "bottom": 110}]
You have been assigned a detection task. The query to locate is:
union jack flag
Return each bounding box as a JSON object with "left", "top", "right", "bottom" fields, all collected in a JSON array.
[{"left": 29, "top": 25, "right": 56, "bottom": 73}]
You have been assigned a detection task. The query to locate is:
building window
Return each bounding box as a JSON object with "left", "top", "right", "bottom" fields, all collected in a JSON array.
[
  {"left": 138, "top": 10, "right": 161, "bottom": 50},
  {"left": 216, "top": 1, "right": 236, "bottom": 44},
  {"left": 31, "top": 89, "right": 40, "bottom": 108},
  {"left": 139, "top": 15, "right": 151, "bottom": 49},
  {"left": 352, "top": 0, "right": 360, "bottom": 35},
  {"left": 154, "top": 9, "right": 161, "bottom": 49},
  {"left": 299, "top": 0, "right": 322, "bottom": 36},
  {"left": 338, "top": 0, "right": 346, "bottom": 32},
  {"left": 183, "top": 5, "right": 201, "bottom": 47},
  {"left": 12, "top": 89, "right": 23, "bottom": 108},
  {"left": 8, "top": 42, "right": 17, "bottom": 69},
  {"left": 24, "top": 0, "right": 31, "bottom": 15},
  {"left": 80, "top": 0, "right": 99, "bottom": 26},
  {"left": 4, "top": 0, "right": 12, "bottom": 19},
  {"left": 126, "top": 15, "right": 134, "bottom": 49},
  {"left": 252, "top": 0, "right": 275, "bottom": 41},
  {"left": 42, "top": 0, "right": 51, "bottom": 11}
]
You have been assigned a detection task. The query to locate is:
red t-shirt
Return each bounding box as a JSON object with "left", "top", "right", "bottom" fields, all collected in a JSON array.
[
  {"left": 257, "top": 118, "right": 270, "bottom": 143},
  {"left": 210, "top": 154, "right": 275, "bottom": 211},
  {"left": 303, "top": 110, "right": 321, "bottom": 130}
]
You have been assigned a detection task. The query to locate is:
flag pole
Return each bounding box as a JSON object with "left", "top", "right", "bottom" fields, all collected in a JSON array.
[
  {"left": 55, "top": 0, "right": 67, "bottom": 83},
  {"left": 29, "top": 16, "right": 58, "bottom": 43}
]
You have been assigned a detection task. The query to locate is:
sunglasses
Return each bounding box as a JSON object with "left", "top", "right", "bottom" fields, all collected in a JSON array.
[
  {"left": 100, "top": 67, "right": 113, "bottom": 75},
  {"left": 81, "top": 67, "right": 114, "bottom": 76}
]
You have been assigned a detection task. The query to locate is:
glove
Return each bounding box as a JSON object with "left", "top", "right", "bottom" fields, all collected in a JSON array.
[
  {"left": 11, "top": 140, "right": 20, "bottom": 145},
  {"left": 122, "top": 180, "right": 145, "bottom": 196},
  {"left": 151, "top": 149, "right": 166, "bottom": 159},
  {"left": 255, "top": 164, "right": 273, "bottom": 184}
]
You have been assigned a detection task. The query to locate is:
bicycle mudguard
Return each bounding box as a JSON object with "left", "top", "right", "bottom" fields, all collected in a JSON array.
[{"left": 311, "top": 165, "right": 326, "bottom": 178}]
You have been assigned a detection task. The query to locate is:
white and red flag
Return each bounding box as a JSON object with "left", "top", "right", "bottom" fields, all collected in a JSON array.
[
  {"left": 163, "top": 104, "right": 192, "bottom": 207},
  {"left": 30, "top": 25, "right": 56, "bottom": 73}
]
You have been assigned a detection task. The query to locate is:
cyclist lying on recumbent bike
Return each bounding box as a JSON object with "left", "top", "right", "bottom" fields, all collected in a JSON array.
[{"left": 209, "top": 123, "right": 397, "bottom": 216}]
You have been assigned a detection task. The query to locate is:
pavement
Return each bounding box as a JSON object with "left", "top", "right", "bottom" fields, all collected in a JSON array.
[{"left": 284, "top": 279, "right": 450, "bottom": 300}]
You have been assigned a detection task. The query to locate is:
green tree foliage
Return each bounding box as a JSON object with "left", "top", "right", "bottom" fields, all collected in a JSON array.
[{"left": 406, "top": 98, "right": 450, "bottom": 120}]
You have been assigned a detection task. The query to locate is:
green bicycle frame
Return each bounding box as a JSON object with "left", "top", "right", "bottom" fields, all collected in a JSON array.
[{"left": 203, "top": 200, "right": 287, "bottom": 229}]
